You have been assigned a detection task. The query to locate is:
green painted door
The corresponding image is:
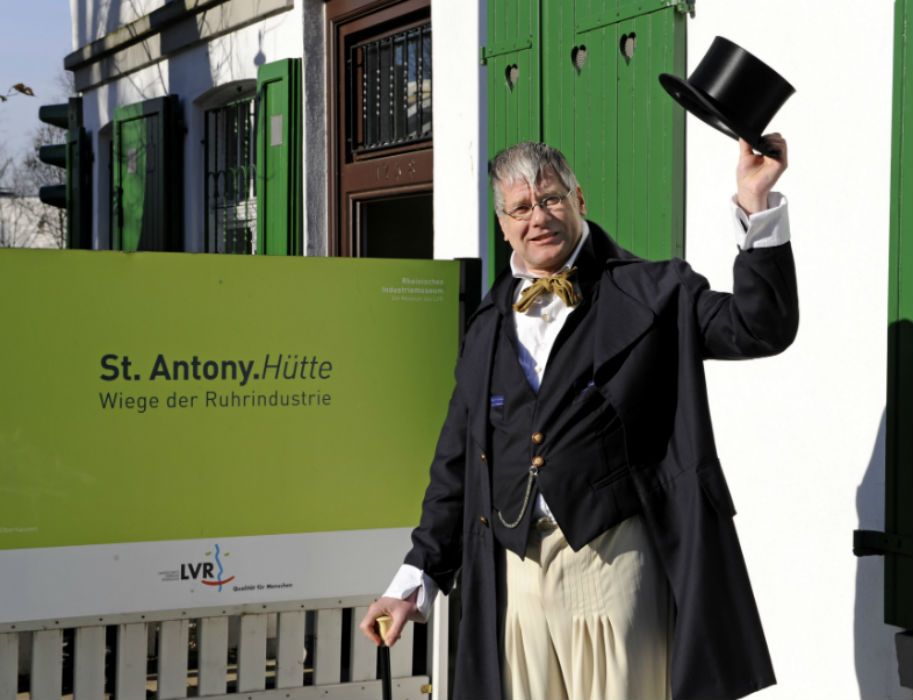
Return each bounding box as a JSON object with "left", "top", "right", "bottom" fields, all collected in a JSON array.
[
  {"left": 574, "top": 8, "right": 686, "bottom": 259},
  {"left": 112, "top": 96, "right": 182, "bottom": 251},
  {"left": 485, "top": 0, "right": 688, "bottom": 281},
  {"left": 256, "top": 58, "right": 302, "bottom": 256},
  {"left": 483, "top": 0, "right": 541, "bottom": 276},
  {"left": 541, "top": 0, "right": 576, "bottom": 158}
]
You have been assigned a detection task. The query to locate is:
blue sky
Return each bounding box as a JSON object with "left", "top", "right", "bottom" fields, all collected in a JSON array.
[{"left": 1, "top": 0, "right": 74, "bottom": 162}]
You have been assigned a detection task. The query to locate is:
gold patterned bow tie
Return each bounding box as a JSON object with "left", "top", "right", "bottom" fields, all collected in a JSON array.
[{"left": 513, "top": 267, "right": 581, "bottom": 313}]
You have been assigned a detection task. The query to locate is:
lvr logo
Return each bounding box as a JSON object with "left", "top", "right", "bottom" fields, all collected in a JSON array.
[{"left": 181, "top": 543, "right": 234, "bottom": 591}]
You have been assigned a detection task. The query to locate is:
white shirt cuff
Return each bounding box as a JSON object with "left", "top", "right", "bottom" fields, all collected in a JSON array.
[
  {"left": 730, "top": 191, "right": 791, "bottom": 250},
  {"left": 382, "top": 564, "right": 439, "bottom": 622}
]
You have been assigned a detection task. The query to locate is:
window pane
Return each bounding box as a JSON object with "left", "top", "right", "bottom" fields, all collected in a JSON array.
[
  {"left": 352, "top": 21, "right": 432, "bottom": 153},
  {"left": 365, "top": 43, "right": 378, "bottom": 147},
  {"left": 407, "top": 30, "right": 419, "bottom": 138},
  {"left": 357, "top": 193, "right": 433, "bottom": 259},
  {"left": 204, "top": 98, "right": 257, "bottom": 254},
  {"left": 393, "top": 33, "right": 406, "bottom": 142},
  {"left": 421, "top": 25, "right": 432, "bottom": 136}
]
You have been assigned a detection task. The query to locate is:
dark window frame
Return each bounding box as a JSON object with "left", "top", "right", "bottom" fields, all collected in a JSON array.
[
  {"left": 326, "top": 0, "right": 433, "bottom": 257},
  {"left": 348, "top": 18, "right": 432, "bottom": 157}
]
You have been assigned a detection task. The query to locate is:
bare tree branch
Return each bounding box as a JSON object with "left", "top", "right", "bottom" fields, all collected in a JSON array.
[{"left": 1, "top": 83, "right": 37, "bottom": 102}]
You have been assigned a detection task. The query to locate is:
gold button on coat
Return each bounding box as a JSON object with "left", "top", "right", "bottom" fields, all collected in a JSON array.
[
  {"left": 479, "top": 515, "right": 489, "bottom": 527},
  {"left": 532, "top": 455, "right": 545, "bottom": 468},
  {"left": 532, "top": 432, "right": 544, "bottom": 444},
  {"left": 480, "top": 452, "right": 487, "bottom": 462}
]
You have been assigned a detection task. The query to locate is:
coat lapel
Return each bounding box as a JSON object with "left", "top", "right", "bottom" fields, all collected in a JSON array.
[
  {"left": 593, "top": 272, "right": 655, "bottom": 373},
  {"left": 587, "top": 223, "right": 656, "bottom": 374}
]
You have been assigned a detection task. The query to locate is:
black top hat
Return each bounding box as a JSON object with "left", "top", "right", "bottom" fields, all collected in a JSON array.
[{"left": 659, "top": 37, "right": 795, "bottom": 157}]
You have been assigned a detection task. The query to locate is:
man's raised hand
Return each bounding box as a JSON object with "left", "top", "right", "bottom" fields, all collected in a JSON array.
[{"left": 736, "top": 133, "right": 788, "bottom": 214}]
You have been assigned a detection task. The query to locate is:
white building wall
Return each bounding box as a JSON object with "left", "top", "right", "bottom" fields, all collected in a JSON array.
[
  {"left": 71, "top": 0, "right": 169, "bottom": 48},
  {"left": 77, "top": 2, "right": 305, "bottom": 250},
  {"left": 685, "top": 3, "right": 906, "bottom": 698},
  {"left": 431, "top": 1, "right": 488, "bottom": 268}
]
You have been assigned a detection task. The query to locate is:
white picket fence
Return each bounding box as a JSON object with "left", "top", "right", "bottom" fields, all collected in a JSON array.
[{"left": 0, "top": 595, "right": 451, "bottom": 700}]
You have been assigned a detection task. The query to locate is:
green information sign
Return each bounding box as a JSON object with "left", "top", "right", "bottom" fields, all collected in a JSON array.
[{"left": 0, "top": 250, "right": 459, "bottom": 550}]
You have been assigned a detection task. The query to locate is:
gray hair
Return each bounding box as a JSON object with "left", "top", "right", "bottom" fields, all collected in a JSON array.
[{"left": 489, "top": 142, "right": 580, "bottom": 214}]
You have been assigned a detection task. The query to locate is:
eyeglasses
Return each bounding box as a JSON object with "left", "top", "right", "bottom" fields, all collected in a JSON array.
[{"left": 502, "top": 190, "right": 573, "bottom": 221}]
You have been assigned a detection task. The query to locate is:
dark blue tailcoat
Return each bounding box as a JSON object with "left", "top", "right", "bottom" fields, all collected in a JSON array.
[{"left": 404, "top": 223, "right": 799, "bottom": 700}]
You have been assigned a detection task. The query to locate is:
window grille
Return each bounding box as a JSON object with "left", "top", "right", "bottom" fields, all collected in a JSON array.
[
  {"left": 350, "top": 22, "right": 432, "bottom": 154},
  {"left": 204, "top": 98, "right": 257, "bottom": 254}
]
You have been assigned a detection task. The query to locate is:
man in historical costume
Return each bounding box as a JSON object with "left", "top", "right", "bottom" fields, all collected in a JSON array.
[{"left": 361, "top": 135, "right": 797, "bottom": 700}]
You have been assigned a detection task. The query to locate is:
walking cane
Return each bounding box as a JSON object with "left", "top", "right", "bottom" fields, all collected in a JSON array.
[{"left": 376, "top": 614, "right": 394, "bottom": 700}]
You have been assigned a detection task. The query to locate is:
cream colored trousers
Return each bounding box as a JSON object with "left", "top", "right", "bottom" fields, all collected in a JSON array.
[{"left": 500, "top": 516, "right": 672, "bottom": 700}]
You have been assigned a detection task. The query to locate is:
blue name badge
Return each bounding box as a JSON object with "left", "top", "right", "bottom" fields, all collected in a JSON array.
[
  {"left": 490, "top": 394, "right": 505, "bottom": 407},
  {"left": 577, "top": 379, "right": 596, "bottom": 398}
]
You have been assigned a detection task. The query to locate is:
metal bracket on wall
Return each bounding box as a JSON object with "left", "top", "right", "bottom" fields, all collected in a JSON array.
[
  {"left": 666, "top": 0, "right": 696, "bottom": 18},
  {"left": 854, "top": 529, "right": 913, "bottom": 558},
  {"left": 481, "top": 36, "right": 534, "bottom": 64}
]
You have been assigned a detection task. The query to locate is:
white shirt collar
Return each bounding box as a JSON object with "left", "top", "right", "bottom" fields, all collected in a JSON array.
[{"left": 509, "top": 221, "right": 590, "bottom": 281}]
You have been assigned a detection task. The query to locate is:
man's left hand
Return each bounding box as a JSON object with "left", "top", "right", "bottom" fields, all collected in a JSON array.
[{"left": 736, "top": 133, "right": 788, "bottom": 215}]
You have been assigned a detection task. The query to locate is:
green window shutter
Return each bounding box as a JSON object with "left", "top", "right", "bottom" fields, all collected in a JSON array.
[
  {"left": 571, "top": 20, "right": 618, "bottom": 248},
  {"left": 541, "top": 0, "right": 575, "bottom": 157},
  {"left": 886, "top": 0, "right": 913, "bottom": 631},
  {"left": 484, "top": 0, "right": 541, "bottom": 281},
  {"left": 574, "top": 0, "right": 677, "bottom": 31},
  {"left": 112, "top": 96, "right": 182, "bottom": 252},
  {"left": 256, "top": 58, "right": 302, "bottom": 256},
  {"left": 856, "top": 0, "right": 913, "bottom": 632},
  {"left": 573, "top": 7, "right": 685, "bottom": 260}
]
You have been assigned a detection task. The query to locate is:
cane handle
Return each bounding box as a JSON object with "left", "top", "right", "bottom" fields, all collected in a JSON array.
[{"left": 376, "top": 614, "right": 393, "bottom": 644}]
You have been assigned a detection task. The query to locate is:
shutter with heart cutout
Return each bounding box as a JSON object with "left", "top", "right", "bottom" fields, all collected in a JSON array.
[
  {"left": 572, "top": 3, "right": 687, "bottom": 261},
  {"left": 482, "top": 0, "right": 542, "bottom": 277}
]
